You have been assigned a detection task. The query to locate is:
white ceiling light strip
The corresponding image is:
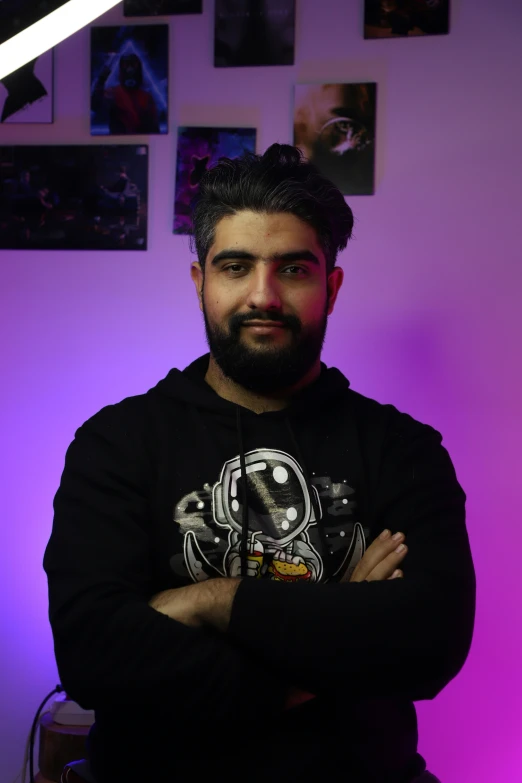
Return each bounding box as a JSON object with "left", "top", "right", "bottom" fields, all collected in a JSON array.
[{"left": 0, "top": 0, "right": 122, "bottom": 80}]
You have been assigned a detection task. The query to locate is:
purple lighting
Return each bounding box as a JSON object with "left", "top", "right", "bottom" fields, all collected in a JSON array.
[{"left": 1, "top": 1, "right": 522, "bottom": 781}]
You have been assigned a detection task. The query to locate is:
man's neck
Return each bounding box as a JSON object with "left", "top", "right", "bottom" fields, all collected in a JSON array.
[{"left": 204, "top": 355, "right": 321, "bottom": 414}]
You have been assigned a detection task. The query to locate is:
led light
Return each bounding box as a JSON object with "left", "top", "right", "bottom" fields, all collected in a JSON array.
[{"left": 0, "top": 0, "right": 122, "bottom": 80}]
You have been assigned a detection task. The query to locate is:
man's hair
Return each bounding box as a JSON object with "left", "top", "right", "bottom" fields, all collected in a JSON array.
[{"left": 190, "top": 143, "right": 354, "bottom": 274}]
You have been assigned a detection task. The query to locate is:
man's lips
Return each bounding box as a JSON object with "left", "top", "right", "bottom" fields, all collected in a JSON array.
[
  {"left": 241, "top": 321, "right": 287, "bottom": 334},
  {"left": 241, "top": 320, "right": 286, "bottom": 327}
]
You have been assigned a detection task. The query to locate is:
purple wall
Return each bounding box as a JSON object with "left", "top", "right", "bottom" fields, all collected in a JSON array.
[{"left": 1, "top": 0, "right": 521, "bottom": 780}]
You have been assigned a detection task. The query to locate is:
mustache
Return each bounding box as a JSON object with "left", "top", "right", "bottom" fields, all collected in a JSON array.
[{"left": 229, "top": 311, "right": 301, "bottom": 334}]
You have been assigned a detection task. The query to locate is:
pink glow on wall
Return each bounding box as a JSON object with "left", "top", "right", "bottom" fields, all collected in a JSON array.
[{"left": 1, "top": 0, "right": 521, "bottom": 780}]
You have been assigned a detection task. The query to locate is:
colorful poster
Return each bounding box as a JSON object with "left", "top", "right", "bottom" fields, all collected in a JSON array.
[
  {"left": 91, "top": 25, "right": 168, "bottom": 135},
  {"left": 174, "top": 126, "right": 256, "bottom": 234}
]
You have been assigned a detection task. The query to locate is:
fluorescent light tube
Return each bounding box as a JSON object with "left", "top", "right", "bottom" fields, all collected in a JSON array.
[{"left": 0, "top": 0, "right": 122, "bottom": 80}]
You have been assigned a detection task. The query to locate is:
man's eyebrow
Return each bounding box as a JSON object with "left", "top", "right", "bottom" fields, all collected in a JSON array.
[{"left": 210, "top": 249, "right": 321, "bottom": 266}]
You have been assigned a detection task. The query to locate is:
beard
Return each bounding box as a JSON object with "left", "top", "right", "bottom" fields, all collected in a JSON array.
[{"left": 202, "top": 296, "right": 329, "bottom": 394}]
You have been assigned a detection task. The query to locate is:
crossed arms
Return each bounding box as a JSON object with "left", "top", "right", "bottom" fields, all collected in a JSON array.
[
  {"left": 149, "top": 530, "right": 411, "bottom": 709},
  {"left": 44, "top": 406, "right": 475, "bottom": 721},
  {"left": 149, "top": 527, "right": 409, "bottom": 632}
]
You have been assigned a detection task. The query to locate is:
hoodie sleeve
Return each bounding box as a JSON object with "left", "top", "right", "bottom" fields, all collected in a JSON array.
[
  {"left": 227, "top": 415, "right": 476, "bottom": 702},
  {"left": 43, "top": 403, "right": 283, "bottom": 720}
]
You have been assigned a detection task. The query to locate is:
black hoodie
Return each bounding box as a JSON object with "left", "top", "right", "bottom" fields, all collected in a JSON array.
[{"left": 44, "top": 354, "right": 475, "bottom": 783}]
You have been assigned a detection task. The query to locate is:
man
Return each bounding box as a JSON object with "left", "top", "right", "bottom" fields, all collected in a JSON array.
[{"left": 44, "top": 144, "right": 475, "bottom": 783}]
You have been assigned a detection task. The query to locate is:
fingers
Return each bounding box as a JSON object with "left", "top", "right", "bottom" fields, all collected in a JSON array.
[
  {"left": 388, "top": 569, "right": 403, "bottom": 580},
  {"left": 348, "top": 529, "right": 407, "bottom": 583},
  {"left": 365, "top": 543, "right": 408, "bottom": 582}
]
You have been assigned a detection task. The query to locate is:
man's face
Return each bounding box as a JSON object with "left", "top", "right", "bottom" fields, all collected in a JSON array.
[
  {"left": 120, "top": 55, "right": 141, "bottom": 89},
  {"left": 191, "top": 210, "right": 343, "bottom": 393}
]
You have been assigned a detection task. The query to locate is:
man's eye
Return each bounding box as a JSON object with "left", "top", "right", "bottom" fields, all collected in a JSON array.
[
  {"left": 223, "top": 264, "right": 246, "bottom": 273},
  {"left": 283, "top": 265, "right": 307, "bottom": 275}
]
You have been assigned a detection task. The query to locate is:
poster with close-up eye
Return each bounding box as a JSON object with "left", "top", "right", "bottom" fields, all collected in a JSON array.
[
  {"left": 174, "top": 126, "right": 256, "bottom": 234},
  {"left": 90, "top": 25, "right": 169, "bottom": 136},
  {"left": 124, "top": 0, "right": 202, "bottom": 16},
  {"left": 0, "top": 51, "right": 53, "bottom": 124},
  {"left": 364, "top": 0, "right": 450, "bottom": 38},
  {"left": 0, "top": 145, "right": 149, "bottom": 250},
  {"left": 293, "top": 83, "right": 377, "bottom": 196},
  {"left": 214, "top": 0, "right": 295, "bottom": 67}
]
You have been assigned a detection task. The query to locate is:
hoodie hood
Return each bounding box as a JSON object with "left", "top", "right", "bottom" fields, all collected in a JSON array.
[{"left": 153, "top": 353, "right": 351, "bottom": 418}]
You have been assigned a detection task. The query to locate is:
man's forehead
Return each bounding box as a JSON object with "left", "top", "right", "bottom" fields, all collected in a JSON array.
[{"left": 210, "top": 210, "right": 323, "bottom": 254}]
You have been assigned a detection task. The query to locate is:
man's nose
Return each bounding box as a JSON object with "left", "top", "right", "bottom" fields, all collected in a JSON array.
[{"left": 246, "top": 267, "right": 282, "bottom": 311}]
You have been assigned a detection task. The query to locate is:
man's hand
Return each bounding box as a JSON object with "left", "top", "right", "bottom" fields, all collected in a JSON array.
[
  {"left": 285, "top": 530, "right": 407, "bottom": 710},
  {"left": 346, "top": 529, "right": 407, "bottom": 583},
  {"left": 150, "top": 532, "right": 407, "bottom": 712},
  {"left": 149, "top": 578, "right": 241, "bottom": 632}
]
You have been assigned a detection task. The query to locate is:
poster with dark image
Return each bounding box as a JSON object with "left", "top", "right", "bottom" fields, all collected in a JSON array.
[
  {"left": 294, "top": 83, "right": 377, "bottom": 196},
  {"left": 0, "top": 145, "right": 148, "bottom": 250},
  {"left": 91, "top": 25, "right": 168, "bottom": 136},
  {"left": 174, "top": 127, "right": 256, "bottom": 234},
  {"left": 0, "top": 51, "right": 53, "bottom": 124},
  {"left": 215, "top": 0, "right": 295, "bottom": 67},
  {"left": 0, "top": 1, "right": 68, "bottom": 47},
  {"left": 124, "top": 0, "right": 202, "bottom": 15},
  {"left": 364, "top": 0, "right": 449, "bottom": 38}
]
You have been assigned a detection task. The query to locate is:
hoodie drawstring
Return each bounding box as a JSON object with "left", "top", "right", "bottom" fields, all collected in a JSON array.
[
  {"left": 236, "top": 406, "right": 250, "bottom": 578},
  {"left": 235, "top": 405, "right": 331, "bottom": 581}
]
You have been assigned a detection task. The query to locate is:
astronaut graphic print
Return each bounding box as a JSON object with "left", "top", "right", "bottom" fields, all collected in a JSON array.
[{"left": 170, "top": 448, "right": 367, "bottom": 584}]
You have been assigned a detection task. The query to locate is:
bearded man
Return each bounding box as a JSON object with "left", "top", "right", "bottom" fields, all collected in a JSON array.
[{"left": 44, "top": 144, "right": 474, "bottom": 783}]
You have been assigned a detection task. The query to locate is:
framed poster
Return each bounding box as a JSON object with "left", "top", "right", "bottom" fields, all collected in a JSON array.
[
  {"left": 215, "top": 0, "right": 295, "bottom": 67},
  {"left": 0, "top": 1, "right": 69, "bottom": 46},
  {"left": 0, "top": 51, "right": 54, "bottom": 124},
  {"left": 124, "top": 0, "right": 202, "bottom": 15},
  {"left": 364, "top": 0, "right": 450, "bottom": 38},
  {"left": 0, "top": 145, "right": 149, "bottom": 250},
  {"left": 91, "top": 25, "right": 169, "bottom": 135},
  {"left": 174, "top": 126, "right": 256, "bottom": 234},
  {"left": 294, "top": 83, "right": 377, "bottom": 196}
]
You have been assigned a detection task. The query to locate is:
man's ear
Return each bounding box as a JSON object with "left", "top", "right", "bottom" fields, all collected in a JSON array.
[
  {"left": 190, "top": 262, "right": 204, "bottom": 312},
  {"left": 326, "top": 266, "right": 344, "bottom": 315}
]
